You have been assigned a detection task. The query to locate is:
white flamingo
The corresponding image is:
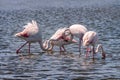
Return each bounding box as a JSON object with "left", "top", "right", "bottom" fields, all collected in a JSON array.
[
  {"left": 82, "top": 31, "right": 106, "bottom": 59},
  {"left": 15, "top": 20, "right": 51, "bottom": 54},
  {"left": 43, "top": 28, "right": 77, "bottom": 51},
  {"left": 64, "top": 24, "right": 88, "bottom": 54}
]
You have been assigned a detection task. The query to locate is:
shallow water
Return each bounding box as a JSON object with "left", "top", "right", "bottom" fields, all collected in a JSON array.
[{"left": 0, "top": 0, "right": 120, "bottom": 80}]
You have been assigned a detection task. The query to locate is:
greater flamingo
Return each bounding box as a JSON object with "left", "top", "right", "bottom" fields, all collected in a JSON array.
[
  {"left": 43, "top": 28, "right": 77, "bottom": 51},
  {"left": 64, "top": 24, "right": 88, "bottom": 54},
  {"left": 15, "top": 20, "right": 51, "bottom": 54},
  {"left": 82, "top": 31, "right": 106, "bottom": 59}
]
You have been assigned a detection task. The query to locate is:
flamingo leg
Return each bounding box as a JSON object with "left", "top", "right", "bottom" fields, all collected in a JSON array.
[
  {"left": 92, "top": 45, "right": 95, "bottom": 59},
  {"left": 38, "top": 42, "right": 42, "bottom": 51},
  {"left": 101, "top": 47, "right": 106, "bottom": 59},
  {"left": 60, "top": 46, "right": 63, "bottom": 52},
  {"left": 62, "top": 45, "right": 66, "bottom": 52},
  {"left": 16, "top": 42, "right": 28, "bottom": 54},
  {"left": 28, "top": 43, "right": 31, "bottom": 54},
  {"left": 86, "top": 46, "right": 92, "bottom": 58},
  {"left": 86, "top": 46, "right": 89, "bottom": 58},
  {"left": 79, "top": 38, "right": 82, "bottom": 56}
]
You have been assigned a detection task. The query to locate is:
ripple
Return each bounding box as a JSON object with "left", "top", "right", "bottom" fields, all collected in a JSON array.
[{"left": 0, "top": 2, "right": 120, "bottom": 80}]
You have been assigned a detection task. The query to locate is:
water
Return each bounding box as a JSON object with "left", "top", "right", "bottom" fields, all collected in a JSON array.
[{"left": 0, "top": 0, "right": 120, "bottom": 80}]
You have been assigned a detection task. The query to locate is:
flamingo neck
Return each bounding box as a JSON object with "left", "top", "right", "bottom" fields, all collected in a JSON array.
[
  {"left": 95, "top": 44, "right": 103, "bottom": 53},
  {"left": 39, "top": 38, "right": 51, "bottom": 51},
  {"left": 96, "top": 44, "right": 106, "bottom": 59}
]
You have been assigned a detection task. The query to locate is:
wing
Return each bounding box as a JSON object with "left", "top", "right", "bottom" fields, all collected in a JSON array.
[
  {"left": 22, "top": 20, "right": 39, "bottom": 36},
  {"left": 50, "top": 28, "right": 67, "bottom": 40}
]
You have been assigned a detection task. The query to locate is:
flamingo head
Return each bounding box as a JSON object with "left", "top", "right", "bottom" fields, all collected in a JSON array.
[
  {"left": 43, "top": 39, "right": 52, "bottom": 50},
  {"left": 64, "top": 29, "right": 71, "bottom": 36},
  {"left": 83, "top": 40, "right": 90, "bottom": 46},
  {"left": 43, "top": 40, "right": 48, "bottom": 49},
  {"left": 63, "top": 28, "right": 73, "bottom": 41}
]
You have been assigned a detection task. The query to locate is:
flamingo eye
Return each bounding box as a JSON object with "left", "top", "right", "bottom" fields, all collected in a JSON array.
[
  {"left": 64, "top": 31, "right": 70, "bottom": 36},
  {"left": 23, "top": 25, "right": 27, "bottom": 29},
  {"left": 86, "top": 41, "right": 89, "bottom": 43}
]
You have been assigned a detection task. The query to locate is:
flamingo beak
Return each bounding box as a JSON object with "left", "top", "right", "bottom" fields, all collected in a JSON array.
[
  {"left": 15, "top": 33, "right": 21, "bottom": 37},
  {"left": 72, "top": 39, "right": 77, "bottom": 43}
]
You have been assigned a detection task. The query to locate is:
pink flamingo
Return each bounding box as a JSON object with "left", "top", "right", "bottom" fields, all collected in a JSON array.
[
  {"left": 82, "top": 31, "right": 106, "bottom": 59},
  {"left": 64, "top": 24, "right": 88, "bottom": 54},
  {"left": 15, "top": 20, "right": 51, "bottom": 54},
  {"left": 43, "top": 28, "right": 77, "bottom": 51}
]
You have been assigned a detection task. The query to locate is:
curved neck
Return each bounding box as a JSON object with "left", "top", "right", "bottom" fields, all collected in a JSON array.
[
  {"left": 96, "top": 44, "right": 106, "bottom": 59},
  {"left": 39, "top": 38, "right": 53, "bottom": 51},
  {"left": 96, "top": 44, "right": 103, "bottom": 52}
]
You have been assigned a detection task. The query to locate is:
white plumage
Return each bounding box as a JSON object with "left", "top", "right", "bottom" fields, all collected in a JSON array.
[
  {"left": 82, "top": 31, "right": 105, "bottom": 59},
  {"left": 64, "top": 24, "right": 88, "bottom": 54},
  {"left": 83, "top": 31, "right": 98, "bottom": 46},
  {"left": 15, "top": 20, "right": 49, "bottom": 54}
]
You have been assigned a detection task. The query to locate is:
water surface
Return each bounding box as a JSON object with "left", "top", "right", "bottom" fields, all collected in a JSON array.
[{"left": 0, "top": 0, "right": 120, "bottom": 80}]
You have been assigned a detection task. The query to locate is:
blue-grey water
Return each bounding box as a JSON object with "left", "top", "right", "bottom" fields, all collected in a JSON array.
[{"left": 0, "top": 0, "right": 120, "bottom": 80}]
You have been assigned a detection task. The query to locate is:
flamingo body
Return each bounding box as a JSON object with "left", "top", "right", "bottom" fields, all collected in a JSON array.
[
  {"left": 43, "top": 28, "right": 77, "bottom": 51},
  {"left": 15, "top": 21, "right": 41, "bottom": 42},
  {"left": 50, "top": 28, "right": 66, "bottom": 40},
  {"left": 65, "top": 24, "right": 88, "bottom": 54},
  {"left": 82, "top": 31, "right": 98, "bottom": 58},
  {"left": 82, "top": 31, "right": 105, "bottom": 59},
  {"left": 69, "top": 24, "right": 88, "bottom": 38},
  {"left": 15, "top": 20, "right": 49, "bottom": 54}
]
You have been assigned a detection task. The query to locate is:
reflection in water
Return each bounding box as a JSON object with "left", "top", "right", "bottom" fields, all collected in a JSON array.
[
  {"left": 0, "top": 51, "right": 120, "bottom": 80},
  {"left": 0, "top": 0, "right": 120, "bottom": 79}
]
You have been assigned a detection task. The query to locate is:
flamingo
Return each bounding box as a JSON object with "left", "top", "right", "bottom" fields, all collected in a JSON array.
[
  {"left": 43, "top": 28, "right": 77, "bottom": 51},
  {"left": 15, "top": 20, "right": 50, "bottom": 54},
  {"left": 82, "top": 31, "right": 106, "bottom": 59},
  {"left": 63, "top": 24, "right": 88, "bottom": 54}
]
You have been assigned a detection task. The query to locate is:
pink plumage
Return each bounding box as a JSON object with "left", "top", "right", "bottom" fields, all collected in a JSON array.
[
  {"left": 64, "top": 24, "right": 88, "bottom": 54},
  {"left": 82, "top": 31, "right": 105, "bottom": 59},
  {"left": 82, "top": 31, "right": 98, "bottom": 46},
  {"left": 43, "top": 28, "right": 77, "bottom": 51},
  {"left": 15, "top": 20, "right": 49, "bottom": 54}
]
